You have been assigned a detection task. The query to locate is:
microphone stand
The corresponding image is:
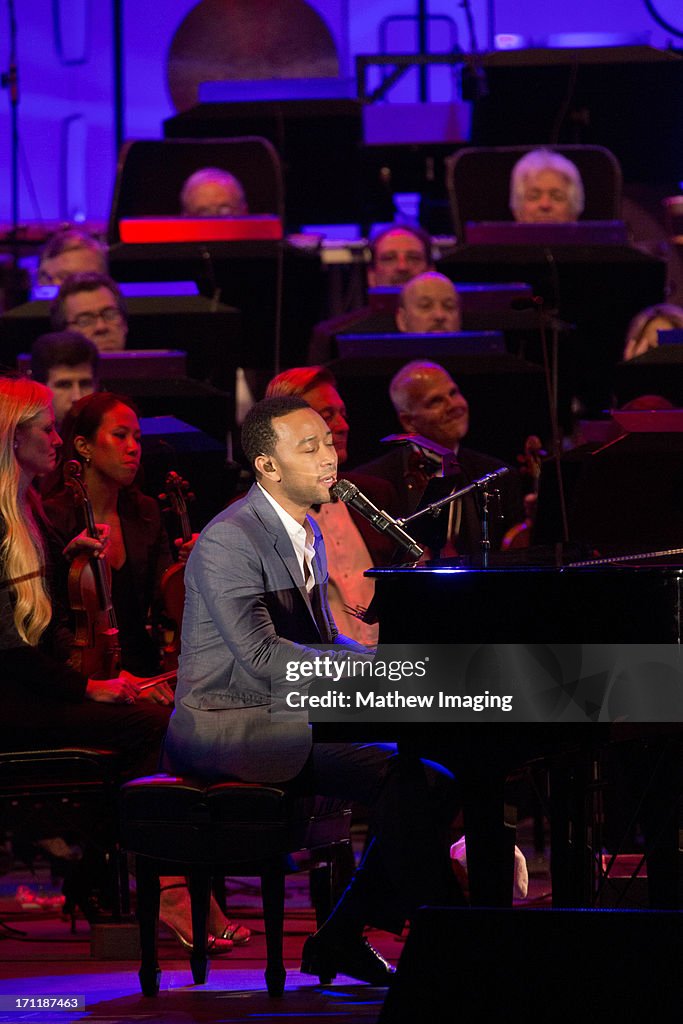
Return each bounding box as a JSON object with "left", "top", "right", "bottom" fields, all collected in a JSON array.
[
  {"left": 528, "top": 293, "right": 572, "bottom": 550},
  {"left": 397, "top": 466, "right": 509, "bottom": 568}
]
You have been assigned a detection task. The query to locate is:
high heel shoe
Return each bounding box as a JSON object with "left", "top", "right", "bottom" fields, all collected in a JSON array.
[
  {"left": 159, "top": 881, "right": 248, "bottom": 955},
  {"left": 161, "top": 919, "right": 233, "bottom": 957}
]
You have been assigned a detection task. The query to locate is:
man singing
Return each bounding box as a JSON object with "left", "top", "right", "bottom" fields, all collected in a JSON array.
[{"left": 164, "top": 396, "right": 462, "bottom": 986}]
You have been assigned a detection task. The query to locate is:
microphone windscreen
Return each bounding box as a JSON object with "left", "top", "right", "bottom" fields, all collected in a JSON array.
[{"left": 331, "top": 480, "right": 358, "bottom": 504}]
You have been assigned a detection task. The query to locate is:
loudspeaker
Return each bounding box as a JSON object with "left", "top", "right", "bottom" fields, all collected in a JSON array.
[{"left": 379, "top": 907, "right": 682, "bottom": 1021}]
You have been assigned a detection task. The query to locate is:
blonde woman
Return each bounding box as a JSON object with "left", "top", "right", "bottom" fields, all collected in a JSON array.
[
  {"left": 0, "top": 376, "right": 166, "bottom": 737},
  {"left": 0, "top": 377, "right": 169, "bottom": 910}
]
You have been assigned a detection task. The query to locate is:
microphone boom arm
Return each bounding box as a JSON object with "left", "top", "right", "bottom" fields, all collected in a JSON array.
[{"left": 397, "top": 466, "right": 510, "bottom": 527}]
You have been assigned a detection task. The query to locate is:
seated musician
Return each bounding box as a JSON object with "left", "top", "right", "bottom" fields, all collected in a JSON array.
[
  {"left": 356, "top": 361, "right": 524, "bottom": 557},
  {"left": 265, "top": 366, "right": 400, "bottom": 645},
  {"left": 50, "top": 273, "right": 128, "bottom": 353},
  {"left": 0, "top": 377, "right": 172, "bottom": 915},
  {"left": 30, "top": 332, "right": 99, "bottom": 431},
  {"left": 37, "top": 228, "right": 108, "bottom": 288},
  {"left": 510, "top": 149, "right": 584, "bottom": 224},
  {"left": 308, "top": 224, "right": 434, "bottom": 363},
  {"left": 41, "top": 391, "right": 248, "bottom": 951},
  {"left": 180, "top": 167, "right": 248, "bottom": 218},
  {"left": 164, "top": 396, "right": 463, "bottom": 984},
  {"left": 622, "top": 303, "right": 683, "bottom": 361},
  {"left": 395, "top": 272, "right": 462, "bottom": 334}
]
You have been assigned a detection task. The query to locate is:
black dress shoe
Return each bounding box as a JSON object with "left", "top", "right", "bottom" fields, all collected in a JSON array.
[{"left": 301, "top": 933, "right": 396, "bottom": 986}]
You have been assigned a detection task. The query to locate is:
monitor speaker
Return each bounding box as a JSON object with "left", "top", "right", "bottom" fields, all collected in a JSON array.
[{"left": 379, "top": 906, "right": 681, "bottom": 1021}]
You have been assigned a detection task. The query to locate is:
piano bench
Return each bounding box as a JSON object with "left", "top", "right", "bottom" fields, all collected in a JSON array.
[{"left": 119, "top": 773, "right": 353, "bottom": 997}]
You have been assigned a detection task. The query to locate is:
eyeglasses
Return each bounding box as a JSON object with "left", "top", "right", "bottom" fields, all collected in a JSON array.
[
  {"left": 190, "top": 203, "right": 243, "bottom": 217},
  {"left": 66, "top": 306, "right": 123, "bottom": 330},
  {"left": 377, "top": 251, "right": 426, "bottom": 265}
]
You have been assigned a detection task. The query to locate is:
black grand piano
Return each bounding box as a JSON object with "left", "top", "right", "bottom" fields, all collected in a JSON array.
[{"left": 361, "top": 563, "right": 683, "bottom": 908}]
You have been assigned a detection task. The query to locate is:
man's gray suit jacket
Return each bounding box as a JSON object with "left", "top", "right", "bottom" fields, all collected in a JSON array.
[{"left": 164, "top": 484, "right": 368, "bottom": 783}]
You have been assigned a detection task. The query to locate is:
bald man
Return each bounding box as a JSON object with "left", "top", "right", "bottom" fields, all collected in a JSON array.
[
  {"left": 396, "top": 272, "right": 462, "bottom": 334},
  {"left": 180, "top": 167, "right": 247, "bottom": 218},
  {"left": 308, "top": 224, "right": 435, "bottom": 363},
  {"left": 356, "top": 361, "right": 523, "bottom": 558}
]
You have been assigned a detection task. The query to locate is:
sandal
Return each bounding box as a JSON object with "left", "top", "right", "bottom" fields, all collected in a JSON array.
[
  {"left": 216, "top": 920, "right": 251, "bottom": 946},
  {"left": 161, "top": 918, "right": 233, "bottom": 956},
  {"left": 159, "top": 881, "right": 234, "bottom": 957}
]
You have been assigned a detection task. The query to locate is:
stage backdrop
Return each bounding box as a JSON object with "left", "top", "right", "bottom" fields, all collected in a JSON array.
[{"left": 0, "top": 0, "right": 676, "bottom": 224}]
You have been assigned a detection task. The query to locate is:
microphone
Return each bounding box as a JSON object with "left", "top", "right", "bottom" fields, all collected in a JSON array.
[{"left": 332, "top": 480, "right": 424, "bottom": 561}]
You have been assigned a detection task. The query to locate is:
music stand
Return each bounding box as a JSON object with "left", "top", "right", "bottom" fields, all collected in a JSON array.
[{"left": 534, "top": 411, "right": 683, "bottom": 555}]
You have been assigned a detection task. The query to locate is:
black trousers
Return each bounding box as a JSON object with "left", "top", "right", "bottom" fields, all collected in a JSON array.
[{"left": 288, "top": 741, "right": 462, "bottom": 931}]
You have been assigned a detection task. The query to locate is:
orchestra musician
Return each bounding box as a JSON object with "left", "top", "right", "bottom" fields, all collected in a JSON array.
[
  {"left": 509, "top": 149, "right": 584, "bottom": 224},
  {"left": 0, "top": 377, "right": 172, "bottom": 917},
  {"left": 357, "top": 361, "right": 524, "bottom": 557},
  {"left": 622, "top": 303, "right": 683, "bottom": 361},
  {"left": 37, "top": 389, "right": 249, "bottom": 951},
  {"left": 43, "top": 392, "right": 181, "bottom": 679},
  {"left": 0, "top": 377, "right": 169, "bottom": 765},
  {"left": 180, "top": 167, "right": 247, "bottom": 218}
]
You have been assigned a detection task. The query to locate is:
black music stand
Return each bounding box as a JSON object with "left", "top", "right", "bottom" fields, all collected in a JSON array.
[{"left": 534, "top": 411, "right": 683, "bottom": 556}]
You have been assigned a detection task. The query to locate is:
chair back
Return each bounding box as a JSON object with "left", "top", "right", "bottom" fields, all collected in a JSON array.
[
  {"left": 107, "top": 137, "right": 284, "bottom": 244},
  {"left": 446, "top": 144, "right": 623, "bottom": 239}
]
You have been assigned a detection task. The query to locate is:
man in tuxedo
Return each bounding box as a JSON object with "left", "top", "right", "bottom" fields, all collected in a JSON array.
[
  {"left": 164, "top": 396, "right": 461, "bottom": 985},
  {"left": 358, "top": 361, "right": 523, "bottom": 557},
  {"left": 266, "top": 366, "right": 400, "bottom": 644}
]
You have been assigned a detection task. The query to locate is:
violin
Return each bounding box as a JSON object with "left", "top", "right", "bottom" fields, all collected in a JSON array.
[
  {"left": 63, "top": 460, "right": 122, "bottom": 680},
  {"left": 501, "top": 436, "right": 545, "bottom": 551},
  {"left": 402, "top": 446, "right": 441, "bottom": 494},
  {"left": 159, "top": 471, "right": 194, "bottom": 671}
]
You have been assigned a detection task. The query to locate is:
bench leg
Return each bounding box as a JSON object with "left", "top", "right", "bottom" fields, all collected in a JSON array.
[
  {"left": 135, "top": 856, "right": 161, "bottom": 996},
  {"left": 187, "top": 868, "right": 212, "bottom": 985},
  {"left": 261, "top": 862, "right": 286, "bottom": 997}
]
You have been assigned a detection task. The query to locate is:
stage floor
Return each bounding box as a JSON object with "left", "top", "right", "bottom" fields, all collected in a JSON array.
[{"left": 0, "top": 821, "right": 552, "bottom": 1024}]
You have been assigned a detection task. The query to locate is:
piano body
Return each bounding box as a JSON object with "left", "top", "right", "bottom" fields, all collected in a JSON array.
[{"left": 359, "top": 564, "right": 683, "bottom": 908}]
